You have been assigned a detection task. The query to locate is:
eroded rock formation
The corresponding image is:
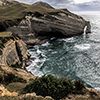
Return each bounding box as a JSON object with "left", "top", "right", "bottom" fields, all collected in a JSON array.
[
  {"left": 0, "top": 35, "right": 30, "bottom": 67},
  {"left": 6, "top": 2, "right": 91, "bottom": 46}
]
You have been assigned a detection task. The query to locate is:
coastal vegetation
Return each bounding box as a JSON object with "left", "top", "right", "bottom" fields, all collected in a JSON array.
[
  {"left": 0, "top": 1, "right": 98, "bottom": 100},
  {"left": 0, "top": 32, "right": 12, "bottom": 37},
  {"left": 23, "top": 75, "right": 86, "bottom": 100},
  {"left": 0, "top": 65, "right": 100, "bottom": 100}
]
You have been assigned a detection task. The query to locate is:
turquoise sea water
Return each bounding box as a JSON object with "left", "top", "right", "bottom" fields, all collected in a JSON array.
[{"left": 27, "top": 14, "right": 100, "bottom": 89}]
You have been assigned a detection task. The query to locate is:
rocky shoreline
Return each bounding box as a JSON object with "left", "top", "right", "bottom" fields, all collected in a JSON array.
[
  {"left": 6, "top": 11, "right": 91, "bottom": 46},
  {"left": 4, "top": 1, "right": 91, "bottom": 46},
  {"left": 1, "top": 1, "right": 100, "bottom": 100}
]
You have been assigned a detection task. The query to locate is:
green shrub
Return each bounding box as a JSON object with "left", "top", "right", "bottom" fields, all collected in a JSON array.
[
  {"left": 74, "top": 80, "right": 86, "bottom": 90},
  {"left": 23, "top": 75, "right": 73, "bottom": 100},
  {"left": 0, "top": 43, "right": 5, "bottom": 49},
  {"left": 1, "top": 38, "right": 7, "bottom": 43},
  {"left": 4, "top": 73, "right": 26, "bottom": 84},
  {"left": 13, "top": 76, "right": 27, "bottom": 83},
  {"left": 0, "top": 49, "right": 2, "bottom": 55},
  {"left": 0, "top": 73, "right": 3, "bottom": 82}
]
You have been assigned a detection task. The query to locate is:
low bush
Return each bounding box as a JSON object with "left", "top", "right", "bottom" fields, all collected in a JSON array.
[
  {"left": 74, "top": 80, "right": 86, "bottom": 90},
  {"left": 0, "top": 43, "right": 5, "bottom": 49},
  {"left": 1, "top": 38, "right": 7, "bottom": 44},
  {"left": 13, "top": 76, "right": 27, "bottom": 83},
  {"left": 23, "top": 75, "right": 73, "bottom": 100},
  {"left": 11, "top": 62, "right": 22, "bottom": 68},
  {"left": 0, "top": 49, "right": 2, "bottom": 55},
  {"left": 2, "top": 73, "right": 27, "bottom": 84},
  {"left": 72, "top": 80, "right": 87, "bottom": 95}
]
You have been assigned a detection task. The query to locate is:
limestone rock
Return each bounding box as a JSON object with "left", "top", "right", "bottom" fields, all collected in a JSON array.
[
  {"left": 31, "top": 14, "right": 88, "bottom": 37},
  {"left": 26, "top": 92, "right": 36, "bottom": 97},
  {"left": 0, "top": 85, "right": 18, "bottom": 96},
  {"left": 7, "top": 11, "right": 91, "bottom": 45},
  {"left": 45, "top": 96, "right": 54, "bottom": 100},
  {"left": 0, "top": 39, "right": 20, "bottom": 66},
  {"left": 0, "top": 36, "right": 29, "bottom": 67}
]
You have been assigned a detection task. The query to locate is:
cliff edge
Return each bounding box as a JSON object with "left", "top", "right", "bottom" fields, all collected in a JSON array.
[{"left": 0, "top": 1, "right": 91, "bottom": 45}]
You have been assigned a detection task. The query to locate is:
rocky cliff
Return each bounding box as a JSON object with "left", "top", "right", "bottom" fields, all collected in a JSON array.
[
  {"left": 6, "top": 1, "right": 91, "bottom": 45},
  {"left": 0, "top": 33, "right": 30, "bottom": 67}
]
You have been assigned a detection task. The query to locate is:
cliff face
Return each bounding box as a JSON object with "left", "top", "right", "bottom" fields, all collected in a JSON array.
[
  {"left": 7, "top": 11, "right": 91, "bottom": 45},
  {"left": 0, "top": 36, "right": 30, "bottom": 67},
  {"left": 4, "top": 1, "right": 91, "bottom": 45},
  {"left": 30, "top": 13, "right": 91, "bottom": 37},
  {"left": 6, "top": 3, "right": 91, "bottom": 46}
]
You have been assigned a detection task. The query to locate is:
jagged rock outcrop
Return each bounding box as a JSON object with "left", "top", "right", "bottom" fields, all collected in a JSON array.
[
  {"left": 0, "top": 35, "right": 30, "bottom": 67},
  {"left": 0, "top": 85, "right": 18, "bottom": 96},
  {"left": 6, "top": 2, "right": 91, "bottom": 45},
  {"left": 30, "top": 13, "right": 91, "bottom": 37}
]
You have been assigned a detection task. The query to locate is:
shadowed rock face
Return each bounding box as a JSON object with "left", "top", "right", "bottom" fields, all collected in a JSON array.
[
  {"left": 6, "top": 2, "right": 91, "bottom": 45},
  {"left": 0, "top": 37, "right": 30, "bottom": 67},
  {"left": 31, "top": 13, "right": 91, "bottom": 37}
]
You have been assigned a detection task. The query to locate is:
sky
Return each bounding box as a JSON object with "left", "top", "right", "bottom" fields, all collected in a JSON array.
[{"left": 15, "top": 0, "right": 100, "bottom": 11}]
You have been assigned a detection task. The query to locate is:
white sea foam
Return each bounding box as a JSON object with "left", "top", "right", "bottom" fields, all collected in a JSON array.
[
  {"left": 26, "top": 57, "right": 45, "bottom": 77},
  {"left": 51, "top": 51, "right": 57, "bottom": 54},
  {"left": 26, "top": 47, "right": 46, "bottom": 77},
  {"left": 43, "top": 66, "right": 53, "bottom": 73},
  {"left": 74, "top": 44, "right": 91, "bottom": 50},
  {"left": 95, "top": 87, "right": 100, "bottom": 91},
  {"left": 36, "top": 49, "right": 42, "bottom": 54},
  {"left": 50, "top": 37, "right": 56, "bottom": 40},
  {"left": 27, "top": 14, "right": 100, "bottom": 89},
  {"left": 31, "top": 69, "right": 44, "bottom": 77},
  {"left": 62, "top": 37, "right": 75, "bottom": 42},
  {"left": 41, "top": 41, "right": 50, "bottom": 46}
]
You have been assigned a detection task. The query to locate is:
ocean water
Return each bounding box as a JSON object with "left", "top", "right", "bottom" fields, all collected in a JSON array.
[{"left": 27, "top": 13, "right": 100, "bottom": 89}]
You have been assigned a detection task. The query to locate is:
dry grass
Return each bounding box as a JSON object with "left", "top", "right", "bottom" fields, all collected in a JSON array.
[
  {"left": 0, "top": 1, "right": 80, "bottom": 22},
  {"left": 0, "top": 1, "right": 82, "bottom": 32},
  {"left": 0, "top": 32, "right": 12, "bottom": 37}
]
